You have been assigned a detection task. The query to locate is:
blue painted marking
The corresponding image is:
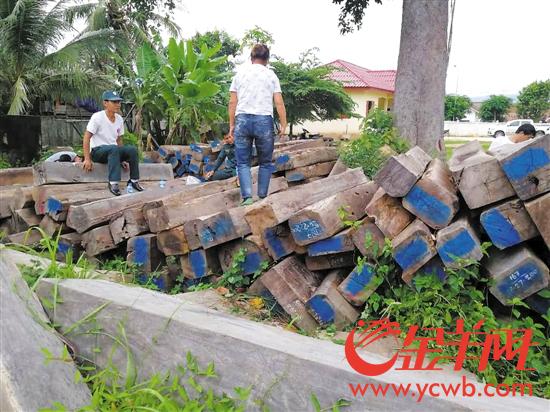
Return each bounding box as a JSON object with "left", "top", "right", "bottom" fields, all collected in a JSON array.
[
  {"left": 290, "top": 219, "right": 324, "bottom": 243},
  {"left": 480, "top": 209, "right": 522, "bottom": 249},
  {"left": 437, "top": 229, "right": 477, "bottom": 264},
  {"left": 501, "top": 148, "right": 549, "bottom": 181},
  {"left": 189, "top": 250, "right": 207, "bottom": 278},
  {"left": 189, "top": 163, "right": 200, "bottom": 174},
  {"left": 133, "top": 237, "right": 149, "bottom": 266},
  {"left": 308, "top": 235, "right": 345, "bottom": 256},
  {"left": 185, "top": 154, "right": 192, "bottom": 161},
  {"left": 175, "top": 151, "right": 182, "bottom": 161},
  {"left": 307, "top": 296, "right": 335, "bottom": 324},
  {"left": 275, "top": 154, "right": 290, "bottom": 165},
  {"left": 200, "top": 217, "right": 234, "bottom": 247},
  {"left": 46, "top": 198, "right": 63, "bottom": 213},
  {"left": 393, "top": 237, "right": 429, "bottom": 271},
  {"left": 176, "top": 164, "right": 187, "bottom": 177},
  {"left": 190, "top": 143, "right": 201, "bottom": 153},
  {"left": 414, "top": 258, "right": 447, "bottom": 286},
  {"left": 169, "top": 157, "right": 179, "bottom": 167},
  {"left": 263, "top": 227, "right": 290, "bottom": 260},
  {"left": 287, "top": 172, "right": 305, "bottom": 182},
  {"left": 404, "top": 186, "right": 452, "bottom": 227},
  {"left": 157, "top": 147, "right": 167, "bottom": 157},
  {"left": 343, "top": 264, "right": 375, "bottom": 296},
  {"left": 242, "top": 251, "right": 262, "bottom": 275},
  {"left": 210, "top": 140, "right": 220, "bottom": 148},
  {"left": 497, "top": 262, "right": 543, "bottom": 300},
  {"left": 57, "top": 243, "right": 70, "bottom": 255}
]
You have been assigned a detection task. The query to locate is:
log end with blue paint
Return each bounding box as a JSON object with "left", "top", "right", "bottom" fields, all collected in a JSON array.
[
  {"left": 289, "top": 218, "right": 324, "bottom": 244},
  {"left": 337, "top": 263, "right": 379, "bottom": 306},
  {"left": 306, "top": 295, "right": 335, "bottom": 325},
  {"left": 307, "top": 230, "right": 353, "bottom": 257},
  {"left": 480, "top": 208, "right": 522, "bottom": 249},
  {"left": 436, "top": 227, "right": 482, "bottom": 267},
  {"left": 263, "top": 227, "right": 294, "bottom": 260},
  {"left": 403, "top": 185, "right": 454, "bottom": 229}
]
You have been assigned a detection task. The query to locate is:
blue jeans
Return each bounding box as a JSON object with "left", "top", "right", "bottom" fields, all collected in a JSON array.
[{"left": 234, "top": 114, "right": 275, "bottom": 199}]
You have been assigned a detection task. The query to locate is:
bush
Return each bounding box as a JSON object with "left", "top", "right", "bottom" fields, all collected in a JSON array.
[{"left": 338, "top": 109, "right": 409, "bottom": 178}]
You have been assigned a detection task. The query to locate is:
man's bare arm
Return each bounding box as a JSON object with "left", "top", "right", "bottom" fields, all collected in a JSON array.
[
  {"left": 274, "top": 92, "right": 287, "bottom": 136},
  {"left": 228, "top": 92, "right": 238, "bottom": 137},
  {"left": 82, "top": 131, "right": 93, "bottom": 171}
]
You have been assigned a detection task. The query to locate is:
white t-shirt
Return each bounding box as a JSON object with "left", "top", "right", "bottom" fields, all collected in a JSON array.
[
  {"left": 86, "top": 111, "right": 124, "bottom": 149},
  {"left": 489, "top": 135, "right": 513, "bottom": 152},
  {"left": 230, "top": 63, "right": 282, "bottom": 116},
  {"left": 45, "top": 151, "right": 77, "bottom": 162}
]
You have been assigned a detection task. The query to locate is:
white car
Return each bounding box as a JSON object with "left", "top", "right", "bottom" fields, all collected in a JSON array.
[{"left": 488, "top": 119, "right": 549, "bottom": 137}]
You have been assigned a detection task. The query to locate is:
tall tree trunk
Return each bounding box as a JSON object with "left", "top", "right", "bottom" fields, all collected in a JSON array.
[{"left": 394, "top": 0, "right": 448, "bottom": 157}]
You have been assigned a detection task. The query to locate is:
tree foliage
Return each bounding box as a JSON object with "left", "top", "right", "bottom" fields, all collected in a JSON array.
[
  {"left": 271, "top": 56, "right": 356, "bottom": 135},
  {"left": 444, "top": 95, "right": 471, "bottom": 121},
  {"left": 240, "top": 26, "right": 274, "bottom": 49},
  {"left": 332, "top": 0, "right": 383, "bottom": 34},
  {"left": 478, "top": 95, "right": 512, "bottom": 122},
  {"left": 517, "top": 80, "right": 550, "bottom": 122},
  {"left": 191, "top": 30, "right": 240, "bottom": 71}
]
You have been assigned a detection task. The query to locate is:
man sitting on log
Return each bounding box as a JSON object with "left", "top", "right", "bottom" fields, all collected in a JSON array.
[
  {"left": 204, "top": 134, "right": 237, "bottom": 181},
  {"left": 82, "top": 91, "right": 143, "bottom": 196},
  {"left": 489, "top": 123, "right": 536, "bottom": 151}
]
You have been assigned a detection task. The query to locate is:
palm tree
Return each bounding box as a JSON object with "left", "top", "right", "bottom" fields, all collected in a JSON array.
[{"left": 0, "top": 0, "right": 115, "bottom": 115}]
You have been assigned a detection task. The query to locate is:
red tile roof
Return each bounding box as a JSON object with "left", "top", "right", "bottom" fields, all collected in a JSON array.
[{"left": 326, "top": 59, "right": 396, "bottom": 92}]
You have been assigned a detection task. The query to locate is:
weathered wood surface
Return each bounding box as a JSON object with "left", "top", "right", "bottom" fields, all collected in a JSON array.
[
  {"left": 284, "top": 161, "right": 335, "bottom": 183},
  {"left": 273, "top": 147, "right": 338, "bottom": 171},
  {"left": 350, "top": 217, "right": 385, "bottom": 259},
  {"left": 81, "top": 225, "right": 117, "bottom": 257},
  {"left": 7, "top": 229, "right": 43, "bottom": 245},
  {"left": 57, "top": 232, "right": 82, "bottom": 260},
  {"left": 157, "top": 145, "right": 192, "bottom": 159},
  {"left": 33, "top": 162, "right": 174, "bottom": 185},
  {"left": 39, "top": 215, "right": 71, "bottom": 236},
  {"left": 337, "top": 262, "right": 380, "bottom": 306},
  {"left": 262, "top": 223, "right": 306, "bottom": 261},
  {"left": 109, "top": 207, "right": 149, "bottom": 245},
  {"left": 402, "top": 159, "right": 459, "bottom": 229},
  {"left": 306, "top": 270, "right": 360, "bottom": 327},
  {"left": 245, "top": 168, "right": 368, "bottom": 235},
  {"left": 259, "top": 256, "right": 322, "bottom": 332},
  {"left": 328, "top": 158, "right": 350, "bottom": 176},
  {"left": 192, "top": 207, "right": 252, "bottom": 250},
  {"left": 436, "top": 217, "right": 483, "bottom": 268},
  {"left": 449, "top": 141, "right": 515, "bottom": 209},
  {"left": 157, "top": 226, "right": 190, "bottom": 256},
  {"left": 491, "top": 134, "right": 550, "bottom": 200},
  {"left": 66, "top": 180, "right": 191, "bottom": 233},
  {"left": 127, "top": 234, "right": 163, "bottom": 273},
  {"left": 480, "top": 198, "right": 539, "bottom": 250},
  {"left": 391, "top": 219, "right": 437, "bottom": 284},
  {"left": 1, "top": 187, "right": 32, "bottom": 218},
  {"left": 524, "top": 193, "right": 550, "bottom": 248},
  {"left": 146, "top": 177, "right": 288, "bottom": 233},
  {"left": 374, "top": 146, "right": 431, "bottom": 197},
  {"left": 289, "top": 181, "right": 378, "bottom": 246},
  {"left": 307, "top": 228, "right": 355, "bottom": 257},
  {"left": 180, "top": 248, "right": 220, "bottom": 279},
  {"left": 188, "top": 158, "right": 203, "bottom": 174},
  {"left": 484, "top": 245, "right": 549, "bottom": 305},
  {"left": 218, "top": 236, "right": 271, "bottom": 275},
  {"left": 0, "top": 188, "right": 18, "bottom": 218},
  {"left": 45, "top": 190, "right": 116, "bottom": 221},
  {"left": 0, "top": 166, "right": 33, "bottom": 186},
  {"left": 305, "top": 252, "right": 356, "bottom": 271},
  {"left": 12, "top": 208, "right": 41, "bottom": 232},
  {"left": 272, "top": 139, "right": 326, "bottom": 157},
  {"left": 365, "top": 187, "right": 413, "bottom": 239}
]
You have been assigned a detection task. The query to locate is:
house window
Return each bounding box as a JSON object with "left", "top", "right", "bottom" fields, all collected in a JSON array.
[{"left": 366, "top": 101, "right": 374, "bottom": 116}]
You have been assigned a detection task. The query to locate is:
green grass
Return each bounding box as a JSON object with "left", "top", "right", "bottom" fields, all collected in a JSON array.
[{"left": 445, "top": 139, "right": 490, "bottom": 160}]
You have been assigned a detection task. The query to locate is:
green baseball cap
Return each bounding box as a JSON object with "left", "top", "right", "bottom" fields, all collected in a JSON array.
[{"left": 102, "top": 90, "right": 123, "bottom": 101}]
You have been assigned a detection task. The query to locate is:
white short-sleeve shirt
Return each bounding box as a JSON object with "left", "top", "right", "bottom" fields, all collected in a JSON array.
[
  {"left": 488, "top": 135, "right": 513, "bottom": 152},
  {"left": 86, "top": 111, "right": 124, "bottom": 149},
  {"left": 230, "top": 63, "right": 282, "bottom": 116}
]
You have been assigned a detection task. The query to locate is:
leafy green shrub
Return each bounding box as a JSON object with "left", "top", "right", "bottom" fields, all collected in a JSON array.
[
  {"left": 338, "top": 109, "right": 409, "bottom": 178},
  {"left": 0, "top": 152, "right": 11, "bottom": 169}
]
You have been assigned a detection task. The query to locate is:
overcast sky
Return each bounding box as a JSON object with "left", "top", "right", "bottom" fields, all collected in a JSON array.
[{"left": 174, "top": 0, "right": 549, "bottom": 99}]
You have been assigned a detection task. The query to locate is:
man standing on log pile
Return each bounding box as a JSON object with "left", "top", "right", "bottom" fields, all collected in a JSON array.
[
  {"left": 82, "top": 91, "right": 143, "bottom": 196},
  {"left": 228, "top": 44, "right": 287, "bottom": 206}
]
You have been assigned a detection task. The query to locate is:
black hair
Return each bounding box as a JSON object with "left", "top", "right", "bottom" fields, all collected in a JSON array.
[
  {"left": 516, "top": 123, "right": 536, "bottom": 137},
  {"left": 251, "top": 44, "right": 270, "bottom": 61},
  {"left": 58, "top": 154, "right": 73, "bottom": 162}
]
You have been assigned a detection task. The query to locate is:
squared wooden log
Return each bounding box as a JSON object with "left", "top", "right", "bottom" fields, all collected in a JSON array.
[
  {"left": 193, "top": 207, "right": 252, "bottom": 250},
  {"left": 127, "top": 234, "right": 164, "bottom": 274},
  {"left": 412, "top": 256, "right": 447, "bottom": 287},
  {"left": 188, "top": 158, "right": 203, "bottom": 174},
  {"left": 259, "top": 256, "right": 322, "bottom": 332},
  {"left": 0, "top": 167, "right": 34, "bottom": 186},
  {"left": 0, "top": 188, "right": 21, "bottom": 218},
  {"left": 288, "top": 181, "right": 378, "bottom": 246},
  {"left": 56, "top": 232, "right": 82, "bottom": 261},
  {"left": 135, "top": 270, "right": 174, "bottom": 292},
  {"left": 392, "top": 219, "right": 436, "bottom": 284},
  {"left": 245, "top": 168, "right": 368, "bottom": 235},
  {"left": 190, "top": 143, "right": 212, "bottom": 161},
  {"left": 262, "top": 223, "right": 303, "bottom": 261},
  {"left": 12, "top": 208, "right": 41, "bottom": 232},
  {"left": 157, "top": 226, "right": 189, "bottom": 256},
  {"left": 436, "top": 217, "right": 483, "bottom": 268},
  {"left": 374, "top": 146, "right": 431, "bottom": 197},
  {"left": 337, "top": 262, "right": 381, "bottom": 306},
  {"left": 402, "top": 159, "right": 460, "bottom": 229},
  {"left": 180, "top": 248, "right": 221, "bottom": 279},
  {"left": 307, "top": 228, "right": 355, "bottom": 257},
  {"left": 484, "top": 245, "right": 549, "bottom": 305},
  {"left": 8, "top": 187, "right": 33, "bottom": 213},
  {"left": 109, "top": 208, "right": 149, "bottom": 245},
  {"left": 218, "top": 236, "right": 271, "bottom": 276},
  {"left": 480, "top": 198, "right": 539, "bottom": 250},
  {"left": 273, "top": 147, "right": 338, "bottom": 171},
  {"left": 305, "top": 253, "right": 356, "bottom": 271},
  {"left": 7, "top": 229, "right": 43, "bottom": 246},
  {"left": 328, "top": 158, "right": 350, "bottom": 176},
  {"left": 524, "top": 193, "right": 550, "bottom": 248},
  {"left": 39, "top": 215, "right": 70, "bottom": 237},
  {"left": 350, "top": 217, "right": 385, "bottom": 259},
  {"left": 492, "top": 134, "right": 550, "bottom": 200},
  {"left": 285, "top": 161, "right": 336, "bottom": 183},
  {"left": 365, "top": 188, "right": 413, "bottom": 239},
  {"left": 449, "top": 141, "right": 515, "bottom": 209},
  {"left": 306, "top": 270, "right": 360, "bottom": 328},
  {"left": 33, "top": 162, "right": 173, "bottom": 185},
  {"left": 81, "top": 225, "right": 116, "bottom": 257}
]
